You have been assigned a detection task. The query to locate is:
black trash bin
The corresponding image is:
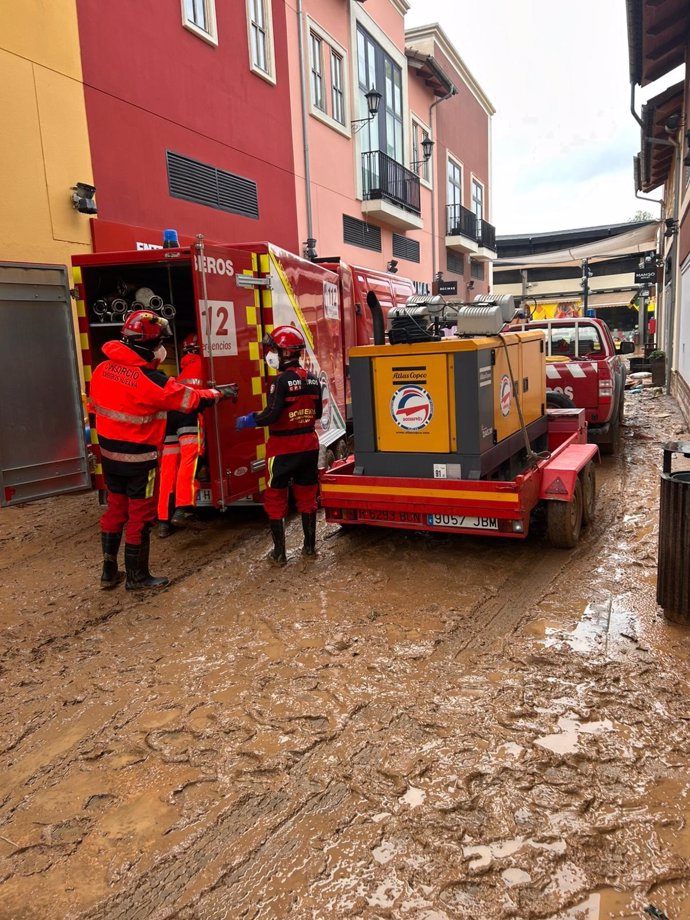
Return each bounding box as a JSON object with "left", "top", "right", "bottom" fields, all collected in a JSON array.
[{"left": 657, "top": 441, "right": 690, "bottom": 623}]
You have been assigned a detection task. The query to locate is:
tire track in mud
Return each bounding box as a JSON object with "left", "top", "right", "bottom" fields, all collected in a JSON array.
[{"left": 431, "top": 453, "right": 627, "bottom": 658}]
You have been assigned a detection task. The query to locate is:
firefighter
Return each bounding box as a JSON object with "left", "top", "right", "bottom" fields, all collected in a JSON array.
[
  {"left": 90, "top": 310, "right": 237, "bottom": 590},
  {"left": 157, "top": 333, "right": 220, "bottom": 537},
  {"left": 235, "top": 325, "right": 322, "bottom": 565}
]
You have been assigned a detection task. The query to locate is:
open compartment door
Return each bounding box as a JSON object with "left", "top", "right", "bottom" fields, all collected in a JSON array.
[
  {"left": 0, "top": 263, "right": 90, "bottom": 506},
  {"left": 192, "top": 244, "right": 267, "bottom": 506}
]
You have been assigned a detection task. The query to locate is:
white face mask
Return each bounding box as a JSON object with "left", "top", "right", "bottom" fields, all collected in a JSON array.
[
  {"left": 265, "top": 351, "right": 280, "bottom": 370},
  {"left": 153, "top": 344, "right": 167, "bottom": 365}
]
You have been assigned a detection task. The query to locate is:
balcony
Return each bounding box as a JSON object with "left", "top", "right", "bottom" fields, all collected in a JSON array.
[
  {"left": 361, "top": 150, "right": 423, "bottom": 231},
  {"left": 446, "top": 205, "right": 497, "bottom": 260}
]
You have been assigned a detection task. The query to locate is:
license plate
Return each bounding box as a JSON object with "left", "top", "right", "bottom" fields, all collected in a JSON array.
[
  {"left": 197, "top": 488, "right": 212, "bottom": 506},
  {"left": 358, "top": 509, "right": 424, "bottom": 524},
  {"left": 427, "top": 513, "right": 499, "bottom": 530}
]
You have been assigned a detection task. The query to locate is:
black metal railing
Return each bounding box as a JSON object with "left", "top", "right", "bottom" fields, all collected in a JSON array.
[
  {"left": 478, "top": 219, "right": 496, "bottom": 251},
  {"left": 446, "top": 203, "right": 477, "bottom": 240},
  {"left": 362, "top": 151, "right": 421, "bottom": 215},
  {"left": 446, "top": 206, "right": 496, "bottom": 250}
]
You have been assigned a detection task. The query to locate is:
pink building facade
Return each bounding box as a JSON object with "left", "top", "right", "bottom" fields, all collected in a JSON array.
[{"left": 286, "top": 1, "right": 495, "bottom": 295}]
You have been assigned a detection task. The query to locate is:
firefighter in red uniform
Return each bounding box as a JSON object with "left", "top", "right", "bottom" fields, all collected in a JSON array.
[
  {"left": 157, "top": 333, "right": 213, "bottom": 537},
  {"left": 90, "top": 310, "right": 237, "bottom": 590},
  {"left": 235, "top": 325, "right": 322, "bottom": 565}
]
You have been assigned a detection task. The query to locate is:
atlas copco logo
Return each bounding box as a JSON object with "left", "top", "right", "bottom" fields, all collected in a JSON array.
[{"left": 390, "top": 384, "right": 433, "bottom": 431}]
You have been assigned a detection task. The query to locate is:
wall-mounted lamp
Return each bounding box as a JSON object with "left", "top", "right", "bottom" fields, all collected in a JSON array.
[
  {"left": 664, "top": 217, "right": 678, "bottom": 238},
  {"left": 303, "top": 237, "right": 318, "bottom": 261},
  {"left": 71, "top": 182, "right": 97, "bottom": 215},
  {"left": 351, "top": 86, "right": 382, "bottom": 134},
  {"left": 386, "top": 259, "right": 398, "bottom": 274},
  {"left": 411, "top": 136, "right": 435, "bottom": 171},
  {"left": 466, "top": 279, "right": 475, "bottom": 291}
]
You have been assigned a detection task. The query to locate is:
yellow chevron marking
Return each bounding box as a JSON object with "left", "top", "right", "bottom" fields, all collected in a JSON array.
[
  {"left": 80, "top": 332, "right": 89, "bottom": 351},
  {"left": 246, "top": 306, "right": 257, "bottom": 326},
  {"left": 77, "top": 299, "right": 86, "bottom": 318},
  {"left": 73, "top": 267, "right": 82, "bottom": 283},
  {"left": 252, "top": 376, "right": 262, "bottom": 396},
  {"left": 249, "top": 341, "right": 259, "bottom": 361},
  {"left": 269, "top": 251, "right": 315, "bottom": 349}
]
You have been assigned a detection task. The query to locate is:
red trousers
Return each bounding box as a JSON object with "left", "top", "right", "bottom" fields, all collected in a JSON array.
[
  {"left": 263, "top": 449, "right": 319, "bottom": 520},
  {"left": 157, "top": 431, "right": 202, "bottom": 521},
  {"left": 100, "top": 465, "right": 158, "bottom": 545}
]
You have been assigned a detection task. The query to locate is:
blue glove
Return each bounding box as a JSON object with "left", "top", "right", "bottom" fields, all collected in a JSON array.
[{"left": 235, "top": 413, "right": 257, "bottom": 431}]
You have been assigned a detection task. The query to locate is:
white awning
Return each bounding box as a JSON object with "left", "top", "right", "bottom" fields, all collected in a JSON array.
[
  {"left": 586, "top": 291, "right": 636, "bottom": 308},
  {"left": 496, "top": 222, "right": 659, "bottom": 269}
]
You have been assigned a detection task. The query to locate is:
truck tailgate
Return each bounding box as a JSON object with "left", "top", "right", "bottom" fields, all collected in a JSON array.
[{"left": 546, "top": 360, "right": 599, "bottom": 408}]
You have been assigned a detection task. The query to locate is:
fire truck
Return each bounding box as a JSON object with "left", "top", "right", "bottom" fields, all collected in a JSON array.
[
  {"left": 320, "top": 295, "right": 599, "bottom": 548},
  {"left": 0, "top": 242, "right": 415, "bottom": 508}
]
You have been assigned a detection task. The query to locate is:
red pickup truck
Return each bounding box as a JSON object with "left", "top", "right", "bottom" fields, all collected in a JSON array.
[{"left": 520, "top": 317, "right": 634, "bottom": 454}]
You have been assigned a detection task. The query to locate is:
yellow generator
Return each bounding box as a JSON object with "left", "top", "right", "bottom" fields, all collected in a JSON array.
[{"left": 350, "top": 294, "right": 546, "bottom": 480}]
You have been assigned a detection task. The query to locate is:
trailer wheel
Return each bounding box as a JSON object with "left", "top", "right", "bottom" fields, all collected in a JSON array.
[
  {"left": 580, "top": 461, "right": 596, "bottom": 526},
  {"left": 547, "top": 478, "right": 583, "bottom": 548}
]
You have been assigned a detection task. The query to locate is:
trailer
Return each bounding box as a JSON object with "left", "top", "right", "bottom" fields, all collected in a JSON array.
[{"left": 320, "top": 295, "right": 599, "bottom": 548}]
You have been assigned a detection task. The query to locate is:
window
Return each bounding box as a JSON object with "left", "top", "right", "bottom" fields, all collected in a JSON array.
[
  {"left": 411, "top": 121, "right": 431, "bottom": 182},
  {"left": 470, "top": 260, "right": 485, "bottom": 281},
  {"left": 310, "top": 33, "right": 325, "bottom": 112},
  {"left": 472, "top": 178, "right": 484, "bottom": 223},
  {"left": 343, "top": 215, "right": 381, "bottom": 252},
  {"left": 307, "top": 22, "right": 347, "bottom": 129},
  {"left": 392, "top": 233, "right": 420, "bottom": 263},
  {"left": 181, "top": 0, "right": 217, "bottom": 45},
  {"left": 447, "top": 251, "right": 465, "bottom": 275},
  {"left": 167, "top": 151, "right": 259, "bottom": 219},
  {"left": 247, "top": 0, "right": 275, "bottom": 82},
  {"left": 331, "top": 50, "right": 344, "bottom": 125},
  {"left": 357, "top": 25, "right": 403, "bottom": 162},
  {"left": 448, "top": 159, "right": 462, "bottom": 210}
]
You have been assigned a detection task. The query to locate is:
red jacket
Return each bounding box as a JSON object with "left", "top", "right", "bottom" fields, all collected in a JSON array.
[
  {"left": 90, "top": 341, "right": 219, "bottom": 465},
  {"left": 176, "top": 353, "right": 204, "bottom": 389},
  {"left": 254, "top": 366, "right": 323, "bottom": 456}
]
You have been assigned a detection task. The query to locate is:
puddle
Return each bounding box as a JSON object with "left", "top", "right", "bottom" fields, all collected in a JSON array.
[
  {"left": 530, "top": 598, "right": 641, "bottom": 660},
  {"left": 399, "top": 786, "right": 426, "bottom": 808}
]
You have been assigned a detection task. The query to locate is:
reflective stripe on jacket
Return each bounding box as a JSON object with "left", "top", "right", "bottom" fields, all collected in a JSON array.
[
  {"left": 254, "top": 365, "right": 322, "bottom": 456},
  {"left": 89, "top": 340, "right": 218, "bottom": 454}
]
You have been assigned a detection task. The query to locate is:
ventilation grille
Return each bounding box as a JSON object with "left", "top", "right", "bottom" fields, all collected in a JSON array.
[
  {"left": 343, "top": 215, "right": 381, "bottom": 252},
  {"left": 392, "top": 233, "right": 420, "bottom": 263},
  {"left": 447, "top": 250, "right": 465, "bottom": 275},
  {"left": 167, "top": 151, "right": 259, "bottom": 219}
]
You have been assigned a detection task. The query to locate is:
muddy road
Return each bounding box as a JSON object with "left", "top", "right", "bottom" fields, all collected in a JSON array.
[{"left": 1, "top": 391, "right": 690, "bottom": 920}]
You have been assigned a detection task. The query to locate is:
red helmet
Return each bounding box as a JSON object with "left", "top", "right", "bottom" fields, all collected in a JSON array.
[
  {"left": 263, "top": 325, "right": 306, "bottom": 353},
  {"left": 182, "top": 333, "right": 199, "bottom": 354},
  {"left": 121, "top": 310, "right": 172, "bottom": 344}
]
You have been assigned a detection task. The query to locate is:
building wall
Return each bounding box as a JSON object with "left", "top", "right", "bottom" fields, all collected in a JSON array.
[
  {"left": 287, "top": 2, "right": 493, "bottom": 294},
  {"left": 0, "top": 0, "right": 93, "bottom": 265},
  {"left": 76, "top": 0, "right": 298, "bottom": 251}
]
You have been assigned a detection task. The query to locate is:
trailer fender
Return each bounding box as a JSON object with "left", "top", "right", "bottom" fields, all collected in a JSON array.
[{"left": 539, "top": 443, "right": 599, "bottom": 503}]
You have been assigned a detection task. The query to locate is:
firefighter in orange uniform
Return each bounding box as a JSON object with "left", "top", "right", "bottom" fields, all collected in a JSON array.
[
  {"left": 157, "top": 333, "right": 217, "bottom": 536},
  {"left": 235, "top": 325, "right": 322, "bottom": 565},
  {"left": 89, "top": 311, "right": 237, "bottom": 591}
]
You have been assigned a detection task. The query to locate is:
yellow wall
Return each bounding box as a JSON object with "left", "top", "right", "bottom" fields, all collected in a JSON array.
[{"left": 0, "top": 0, "right": 94, "bottom": 266}]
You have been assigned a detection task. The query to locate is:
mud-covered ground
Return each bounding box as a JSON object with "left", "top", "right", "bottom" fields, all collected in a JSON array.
[{"left": 1, "top": 391, "right": 690, "bottom": 920}]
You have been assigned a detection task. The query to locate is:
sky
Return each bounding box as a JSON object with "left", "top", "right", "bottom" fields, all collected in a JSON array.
[{"left": 404, "top": 0, "right": 682, "bottom": 236}]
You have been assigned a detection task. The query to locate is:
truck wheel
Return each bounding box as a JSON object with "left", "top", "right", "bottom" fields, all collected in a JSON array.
[
  {"left": 547, "top": 392, "right": 576, "bottom": 409},
  {"left": 547, "top": 478, "right": 583, "bottom": 548},
  {"left": 580, "top": 462, "right": 596, "bottom": 526},
  {"left": 599, "top": 412, "right": 619, "bottom": 456}
]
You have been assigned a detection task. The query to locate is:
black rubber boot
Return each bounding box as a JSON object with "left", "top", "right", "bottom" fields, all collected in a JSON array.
[
  {"left": 125, "top": 532, "right": 169, "bottom": 590},
  {"left": 268, "top": 519, "right": 287, "bottom": 567},
  {"left": 100, "top": 531, "right": 123, "bottom": 589},
  {"left": 301, "top": 512, "right": 317, "bottom": 557}
]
